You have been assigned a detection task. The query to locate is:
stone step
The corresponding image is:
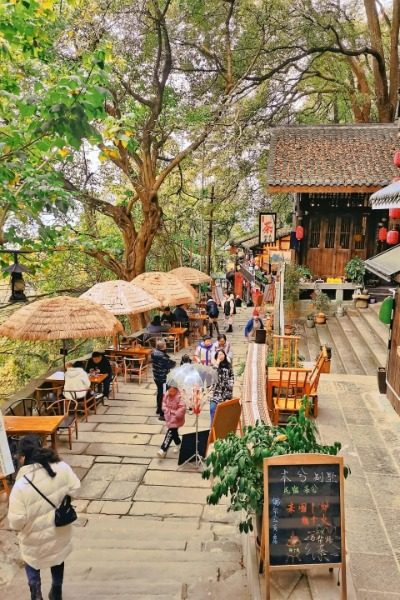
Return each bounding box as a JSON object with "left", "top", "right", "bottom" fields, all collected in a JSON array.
[
  {"left": 324, "top": 318, "right": 365, "bottom": 376},
  {"left": 333, "top": 314, "right": 378, "bottom": 375},
  {"left": 346, "top": 309, "right": 388, "bottom": 367},
  {"left": 355, "top": 305, "right": 390, "bottom": 347},
  {"left": 313, "top": 322, "right": 346, "bottom": 374}
]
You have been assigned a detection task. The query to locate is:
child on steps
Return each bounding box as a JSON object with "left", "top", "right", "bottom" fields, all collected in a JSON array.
[{"left": 157, "top": 386, "right": 186, "bottom": 458}]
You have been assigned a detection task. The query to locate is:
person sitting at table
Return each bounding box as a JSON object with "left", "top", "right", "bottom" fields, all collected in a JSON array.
[
  {"left": 160, "top": 307, "right": 175, "bottom": 326},
  {"left": 147, "top": 315, "right": 170, "bottom": 334},
  {"left": 211, "top": 334, "right": 233, "bottom": 364},
  {"left": 86, "top": 352, "right": 112, "bottom": 403},
  {"left": 194, "top": 334, "right": 214, "bottom": 366},
  {"left": 173, "top": 304, "right": 189, "bottom": 329},
  {"left": 63, "top": 361, "right": 91, "bottom": 400}
]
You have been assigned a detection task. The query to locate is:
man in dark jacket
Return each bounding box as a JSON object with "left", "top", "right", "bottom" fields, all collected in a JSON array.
[
  {"left": 86, "top": 351, "right": 113, "bottom": 402},
  {"left": 151, "top": 339, "right": 176, "bottom": 420},
  {"left": 206, "top": 296, "right": 220, "bottom": 337},
  {"left": 173, "top": 305, "right": 189, "bottom": 328}
]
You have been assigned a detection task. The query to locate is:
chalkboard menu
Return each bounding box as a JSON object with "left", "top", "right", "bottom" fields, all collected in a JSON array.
[{"left": 264, "top": 456, "right": 344, "bottom": 567}]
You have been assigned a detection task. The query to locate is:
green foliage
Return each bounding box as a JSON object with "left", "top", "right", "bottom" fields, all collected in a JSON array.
[
  {"left": 312, "top": 291, "right": 331, "bottom": 314},
  {"left": 283, "top": 264, "right": 302, "bottom": 311},
  {"left": 203, "top": 402, "right": 346, "bottom": 532},
  {"left": 344, "top": 256, "right": 366, "bottom": 284},
  {"left": 296, "top": 265, "right": 313, "bottom": 280}
]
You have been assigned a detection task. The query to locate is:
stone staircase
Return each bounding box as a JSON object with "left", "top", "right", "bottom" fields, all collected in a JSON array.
[{"left": 299, "top": 302, "right": 389, "bottom": 376}]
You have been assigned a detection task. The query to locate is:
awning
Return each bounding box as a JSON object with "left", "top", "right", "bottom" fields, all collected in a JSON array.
[
  {"left": 364, "top": 245, "right": 400, "bottom": 281},
  {"left": 370, "top": 180, "right": 400, "bottom": 209}
]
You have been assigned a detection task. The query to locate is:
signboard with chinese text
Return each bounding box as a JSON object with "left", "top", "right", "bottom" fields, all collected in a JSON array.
[
  {"left": 0, "top": 409, "right": 14, "bottom": 477},
  {"left": 263, "top": 454, "right": 346, "bottom": 599},
  {"left": 259, "top": 213, "right": 276, "bottom": 245}
]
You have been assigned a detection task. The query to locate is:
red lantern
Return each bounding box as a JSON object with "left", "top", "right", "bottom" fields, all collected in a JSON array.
[
  {"left": 387, "top": 229, "right": 399, "bottom": 245},
  {"left": 295, "top": 225, "right": 304, "bottom": 240},
  {"left": 389, "top": 208, "right": 400, "bottom": 219},
  {"left": 393, "top": 150, "right": 400, "bottom": 168},
  {"left": 378, "top": 227, "right": 387, "bottom": 242}
]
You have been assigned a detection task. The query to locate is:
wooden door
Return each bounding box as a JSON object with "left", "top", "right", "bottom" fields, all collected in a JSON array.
[{"left": 305, "top": 213, "right": 368, "bottom": 277}]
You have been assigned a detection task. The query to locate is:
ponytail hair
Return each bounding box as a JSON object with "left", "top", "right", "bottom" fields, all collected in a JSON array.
[{"left": 17, "top": 435, "right": 60, "bottom": 478}]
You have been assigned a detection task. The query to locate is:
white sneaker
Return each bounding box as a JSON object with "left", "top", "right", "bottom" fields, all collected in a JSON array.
[
  {"left": 157, "top": 449, "right": 167, "bottom": 458},
  {"left": 103, "top": 396, "right": 109, "bottom": 406}
]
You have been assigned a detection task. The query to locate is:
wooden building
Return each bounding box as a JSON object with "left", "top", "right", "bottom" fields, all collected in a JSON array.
[
  {"left": 267, "top": 124, "right": 398, "bottom": 277},
  {"left": 365, "top": 246, "right": 400, "bottom": 414}
]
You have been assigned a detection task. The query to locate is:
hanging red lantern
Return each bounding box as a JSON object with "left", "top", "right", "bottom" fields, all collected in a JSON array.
[
  {"left": 378, "top": 227, "right": 387, "bottom": 242},
  {"left": 295, "top": 225, "right": 304, "bottom": 240},
  {"left": 393, "top": 151, "right": 400, "bottom": 168},
  {"left": 389, "top": 208, "right": 400, "bottom": 219},
  {"left": 386, "top": 229, "right": 399, "bottom": 245}
]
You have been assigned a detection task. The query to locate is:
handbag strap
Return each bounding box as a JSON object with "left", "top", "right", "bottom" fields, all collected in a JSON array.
[{"left": 24, "top": 475, "right": 56, "bottom": 508}]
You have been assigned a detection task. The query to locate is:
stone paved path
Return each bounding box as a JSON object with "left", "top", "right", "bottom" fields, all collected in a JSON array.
[{"left": 0, "top": 313, "right": 250, "bottom": 599}]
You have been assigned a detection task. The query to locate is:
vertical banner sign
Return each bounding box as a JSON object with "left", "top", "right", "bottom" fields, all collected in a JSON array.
[
  {"left": 259, "top": 213, "right": 277, "bottom": 245},
  {"left": 0, "top": 409, "right": 14, "bottom": 477},
  {"left": 263, "top": 454, "right": 347, "bottom": 600}
]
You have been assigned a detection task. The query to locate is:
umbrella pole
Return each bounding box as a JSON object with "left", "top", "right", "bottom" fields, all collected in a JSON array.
[{"left": 62, "top": 339, "right": 67, "bottom": 371}]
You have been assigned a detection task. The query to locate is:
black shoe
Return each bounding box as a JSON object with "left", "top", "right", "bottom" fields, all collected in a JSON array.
[
  {"left": 49, "top": 585, "right": 62, "bottom": 600},
  {"left": 158, "top": 415, "right": 166, "bottom": 421},
  {"left": 29, "top": 584, "right": 43, "bottom": 600}
]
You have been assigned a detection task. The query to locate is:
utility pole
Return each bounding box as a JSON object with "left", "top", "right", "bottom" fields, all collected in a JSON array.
[{"left": 206, "top": 185, "right": 215, "bottom": 276}]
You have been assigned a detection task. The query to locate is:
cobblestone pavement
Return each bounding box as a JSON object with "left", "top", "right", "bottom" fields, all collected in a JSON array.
[{"left": 0, "top": 313, "right": 250, "bottom": 600}]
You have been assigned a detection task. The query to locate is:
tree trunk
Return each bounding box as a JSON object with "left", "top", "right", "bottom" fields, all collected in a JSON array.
[
  {"left": 389, "top": 0, "right": 400, "bottom": 113},
  {"left": 364, "top": 0, "right": 392, "bottom": 121},
  {"left": 347, "top": 57, "right": 372, "bottom": 122}
]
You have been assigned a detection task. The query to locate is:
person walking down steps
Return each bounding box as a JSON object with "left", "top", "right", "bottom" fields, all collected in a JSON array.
[
  {"left": 157, "top": 385, "right": 186, "bottom": 458},
  {"left": 151, "top": 339, "right": 176, "bottom": 421},
  {"left": 224, "top": 293, "right": 235, "bottom": 333}
]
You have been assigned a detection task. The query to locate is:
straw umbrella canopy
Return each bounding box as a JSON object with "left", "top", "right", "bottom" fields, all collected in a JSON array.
[
  {"left": 169, "top": 267, "right": 212, "bottom": 285},
  {"left": 80, "top": 280, "right": 161, "bottom": 315},
  {"left": 132, "top": 272, "right": 196, "bottom": 307},
  {"left": 0, "top": 296, "right": 123, "bottom": 368}
]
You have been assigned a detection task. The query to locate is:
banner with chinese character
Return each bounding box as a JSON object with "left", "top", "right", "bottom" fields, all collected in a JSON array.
[{"left": 259, "top": 213, "right": 276, "bottom": 245}]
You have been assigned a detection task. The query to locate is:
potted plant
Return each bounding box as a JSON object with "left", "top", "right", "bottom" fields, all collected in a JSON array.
[
  {"left": 203, "top": 402, "right": 347, "bottom": 535},
  {"left": 306, "top": 313, "right": 315, "bottom": 328},
  {"left": 312, "top": 291, "right": 331, "bottom": 324},
  {"left": 344, "top": 256, "right": 366, "bottom": 285},
  {"left": 283, "top": 264, "right": 301, "bottom": 328}
]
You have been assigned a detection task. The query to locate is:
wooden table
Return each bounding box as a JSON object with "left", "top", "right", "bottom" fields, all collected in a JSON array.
[
  {"left": 106, "top": 347, "right": 152, "bottom": 364},
  {"left": 168, "top": 327, "right": 188, "bottom": 350},
  {"left": 266, "top": 368, "right": 310, "bottom": 413},
  {"left": 4, "top": 416, "right": 64, "bottom": 451},
  {"left": 188, "top": 314, "right": 209, "bottom": 335},
  {"left": 46, "top": 371, "right": 107, "bottom": 387}
]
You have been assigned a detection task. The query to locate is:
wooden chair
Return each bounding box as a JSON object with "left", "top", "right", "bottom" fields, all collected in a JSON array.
[
  {"left": 0, "top": 476, "right": 10, "bottom": 497},
  {"left": 272, "top": 368, "right": 311, "bottom": 425},
  {"left": 304, "top": 348, "right": 327, "bottom": 417},
  {"left": 45, "top": 397, "right": 78, "bottom": 450},
  {"left": 5, "top": 397, "right": 39, "bottom": 416},
  {"left": 271, "top": 335, "right": 300, "bottom": 368},
  {"left": 34, "top": 385, "right": 64, "bottom": 415},
  {"left": 207, "top": 398, "right": 242, "bottom": 454},
  {"left": 123, "top": 357, "right": 148, "bottom": 384},
  {"left": 63, "top": 389, "right": 97, "bottom": 422},
  {"left": 161, "top": 333, "right": 179, "bottom": 354},
  {"left": 109, "top": 360, "right": 120, "bottom": 400}
]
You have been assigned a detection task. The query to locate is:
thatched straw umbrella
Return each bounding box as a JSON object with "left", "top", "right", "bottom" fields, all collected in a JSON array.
[
  {"left": 80, "top": 280, "right": 161, "bottom": 315},
  {"left": 0, "top": 296, "right": 123, "bottom": 368},
  {"left": 132, "top": 272, "right": 196, "bottom": 307},
  {"left": 169, "top": 267, "right": 212, "bottom": 285}
]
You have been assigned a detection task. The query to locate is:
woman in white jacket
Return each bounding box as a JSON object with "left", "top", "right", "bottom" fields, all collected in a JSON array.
[
  {"left": 63, "top": 361, "right": 90, "bottom": 400},
  {"left": 8, "top": 435, "right": 80, "bottom": 600}
]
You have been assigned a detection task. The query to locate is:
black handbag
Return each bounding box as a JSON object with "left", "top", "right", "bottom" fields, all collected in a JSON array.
[{"left": 24, "top": 475, "right": 77, "bottom": 527}]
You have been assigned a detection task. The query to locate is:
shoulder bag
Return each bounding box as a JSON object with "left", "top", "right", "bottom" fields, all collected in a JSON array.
[{"left": 24, "top": 475, "right": 77, "bottom": 527}]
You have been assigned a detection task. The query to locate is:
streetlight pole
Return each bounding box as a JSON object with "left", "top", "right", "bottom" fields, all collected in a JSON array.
[{"left": 206, "top": 185, "right": 215, "bottom": 276}]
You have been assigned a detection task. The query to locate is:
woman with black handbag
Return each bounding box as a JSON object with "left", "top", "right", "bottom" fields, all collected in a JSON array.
[{"left": 8, "top": 435, "right": 80, "bottom": 600}]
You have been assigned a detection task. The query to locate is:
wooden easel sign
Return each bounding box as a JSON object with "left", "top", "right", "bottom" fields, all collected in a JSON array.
[{"left": 263, "top": 454, "right": 347, "bottom": 600}]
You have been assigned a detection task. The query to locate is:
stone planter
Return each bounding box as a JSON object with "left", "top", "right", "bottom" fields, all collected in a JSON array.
[
  {"left": 306, "top": 317, "right": 315, "bottom": 328},
  {"left": 354, "top": 294, "right": 370, "bottom": 309},
  {"left": 315, "top": 313, "right": 326, "bottom": 325}
]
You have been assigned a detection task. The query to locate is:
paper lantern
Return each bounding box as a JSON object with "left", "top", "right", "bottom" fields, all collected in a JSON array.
[
  {"left": 393, "top": 150, "right": 400, "bottom": 168},
  {"left": 353, "top": 233, "right": 362, "bottom": 243},
  {"left": 386, "top": 229, "right": 399, "bottom": 245},
  {"left": 389, "top": 208, "right": 400, "bottom": 219},
  {"left": 295, "top": 225, "right": 304, "bottom": 240},
  {"left": 378, "top": 227, "right": 387, "bottom": 242}
]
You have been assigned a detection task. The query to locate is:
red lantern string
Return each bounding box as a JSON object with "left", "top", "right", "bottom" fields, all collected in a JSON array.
[
  {"left": 295, "top": 225, "right": 304, "bottom": 241},
  {"left": 393, "top": 150, "right": 400, "bottom": 168},
  {"left": 378, "top": 227, "right": 387, "bottom": 242},
  {"left": 387, "top": 229, "right": 399, "bottom": 246},
  {"left": 389, "top": 208, "right": 400, "bottom": 219}
]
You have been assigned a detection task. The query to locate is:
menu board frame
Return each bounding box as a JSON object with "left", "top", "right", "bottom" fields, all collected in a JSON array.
[{"left": 263, "top": 453, "right": 346, "bottom": 599}]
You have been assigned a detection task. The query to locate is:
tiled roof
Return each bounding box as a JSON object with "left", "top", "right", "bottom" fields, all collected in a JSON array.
[
  {"left": 370, "top": 180, "right": 400, "bottom": 209},
  {"left": 267, "top": 124, "right": 398, "bottom": 190},
  {"left": 231, "top": 227, "right": 292, "bottom": 248}
]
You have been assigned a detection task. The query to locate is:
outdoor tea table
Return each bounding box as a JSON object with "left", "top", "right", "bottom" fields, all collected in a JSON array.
[
  {"left": 189, "top": 314, "right": 208, "bottom": 335},
  {"left": 46, "top": 370, "right": 107, "bottom": 388},
  {"left": 169, "top": 327, "right": 188, "bottom": 350},
  {"left": 106, "top": 347, "right": 152, "bottom": 364},
  {"left": 266, "top": 368, "right": 309, "bottom": 413},
  {"left": 4, "top": 415, "right": 64, "bottom": 450}
]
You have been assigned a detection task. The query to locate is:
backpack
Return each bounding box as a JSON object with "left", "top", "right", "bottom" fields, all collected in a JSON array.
[
  {"left": 208, "top": 301, "right": 219, "bottom": 318},
  {"left": 223, "top": 300, "right": 231, "bottom": 316}
]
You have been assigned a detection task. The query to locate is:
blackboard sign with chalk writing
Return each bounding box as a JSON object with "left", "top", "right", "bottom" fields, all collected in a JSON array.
[{"left": 263, "top": 455, "right": 347, "bottom": 599}]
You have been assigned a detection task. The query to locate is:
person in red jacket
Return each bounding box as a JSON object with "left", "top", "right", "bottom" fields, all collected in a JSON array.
[{"left": 157, "top": 386, "right": 186, "bottom": 458}]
